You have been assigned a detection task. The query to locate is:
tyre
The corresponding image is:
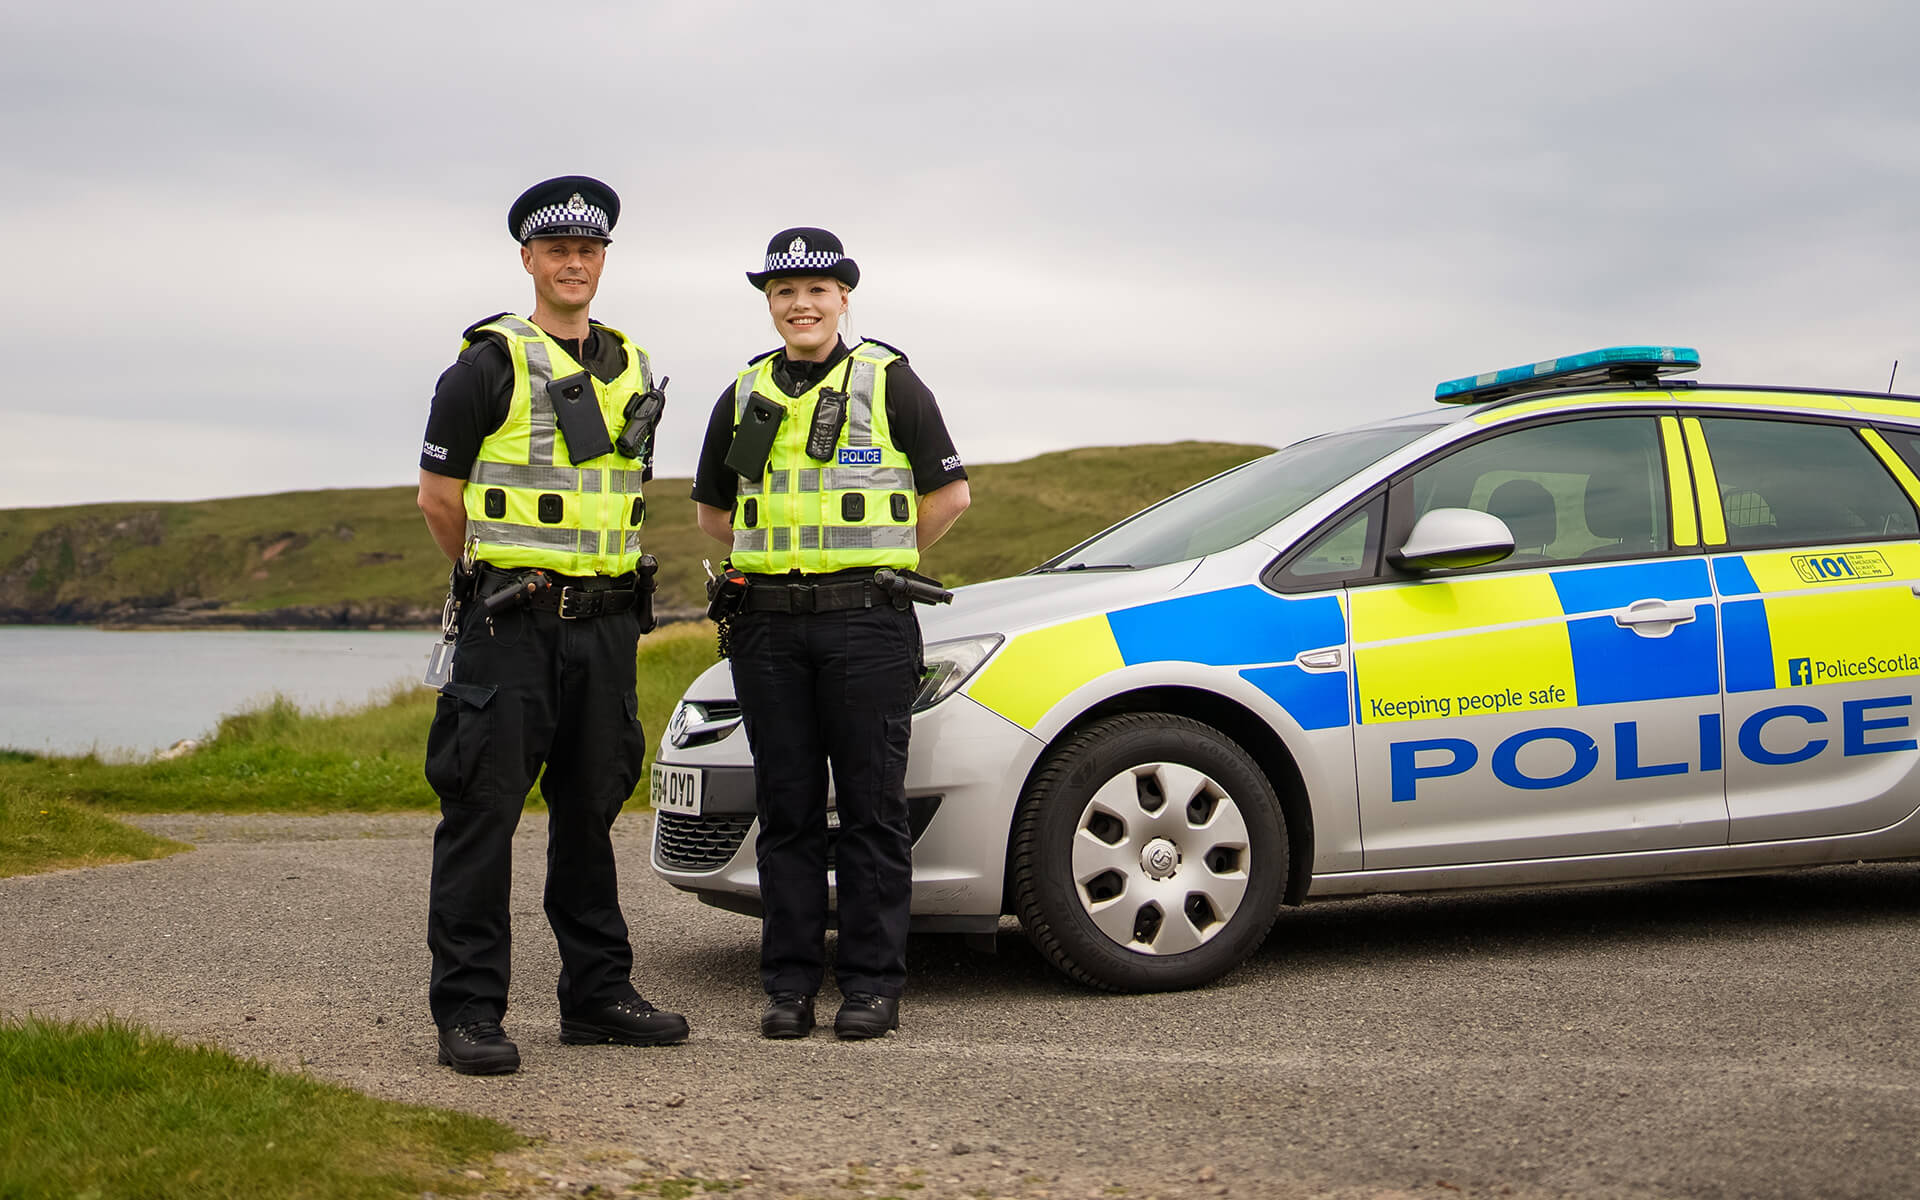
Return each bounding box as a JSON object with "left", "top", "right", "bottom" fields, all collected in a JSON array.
[{"left": 1010, "top": 713, "right": 1288, "bottom": 992}]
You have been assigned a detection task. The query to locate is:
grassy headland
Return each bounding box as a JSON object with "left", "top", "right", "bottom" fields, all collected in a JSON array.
[
  {"left": 0, "top": 442, "right": 1269, "bottom": 626},
  {"left": 0, "top": 1016, "right": 519, "bottom": 1199}
]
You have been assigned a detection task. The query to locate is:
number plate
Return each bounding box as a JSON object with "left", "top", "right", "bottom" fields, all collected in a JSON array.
[{"left": 650, "top": 763, "right": 703, "bottom": 816}]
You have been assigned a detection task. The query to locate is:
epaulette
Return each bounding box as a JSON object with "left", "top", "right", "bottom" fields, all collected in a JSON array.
[
  {"left": 460, "top": 312, "right": 512, "bottom": 344},
  {"left": 745, "top": 346, "right": 781, "bottom": 366},
  {"left": 858, "top": 337, "right": 908, "bottom": 361}
]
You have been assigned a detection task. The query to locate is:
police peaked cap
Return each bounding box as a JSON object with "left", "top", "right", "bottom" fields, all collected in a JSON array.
[
  {"left": 745, "top": 226, "right": 860, "bottom": 291},
  {"left": 509, "top": 175, "right": 619, "bottom": 243}
]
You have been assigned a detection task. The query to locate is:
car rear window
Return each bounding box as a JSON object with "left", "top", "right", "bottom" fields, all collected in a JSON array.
[{"left": 1699, "top": 418, "right": 1918, "bottom": 547}]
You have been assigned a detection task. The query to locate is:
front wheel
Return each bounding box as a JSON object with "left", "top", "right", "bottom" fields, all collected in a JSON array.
[{"left": 1010, "top": 713, "right": 1288, "bottom": 992}]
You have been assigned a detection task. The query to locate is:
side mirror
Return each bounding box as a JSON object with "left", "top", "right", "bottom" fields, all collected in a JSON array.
[{"left": 1390, "top": 507, "right": 1516, "bottom": 572}]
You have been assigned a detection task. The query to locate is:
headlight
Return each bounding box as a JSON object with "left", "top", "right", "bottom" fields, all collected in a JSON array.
[
  {"left": 665, "top": 699, "right": 744, "bottom": 749},
  {"left": 912, "top": 635, "right": 1003, "bottom": 713}
]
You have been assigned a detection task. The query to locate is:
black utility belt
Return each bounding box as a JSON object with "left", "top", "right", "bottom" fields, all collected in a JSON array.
[
  {"left": 741, "top": 577, "right": 883, "bottom": 614},
  {"left": 735, "top": 568, "right": 953, "bottom": 615},
  {"left": 478, "top": 565, "right": 635, "bottom": 590},
  {"left": 474, "top": 564, "right": 644, "bottom": 620},
  {"left": 526, "top": 585, "right": 638, "bottom": 618}
]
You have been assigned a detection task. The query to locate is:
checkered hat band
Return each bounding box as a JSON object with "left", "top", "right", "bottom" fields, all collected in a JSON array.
[
  {"left": 518, "top": 202, "right": 610, "bottom": 241},
  {"left": 760, "top": 250, "right": 843, "bottom": 274}
]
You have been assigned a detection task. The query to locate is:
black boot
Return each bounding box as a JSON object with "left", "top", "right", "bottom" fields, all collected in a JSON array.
[
  {"left": 559, "top": 996, "right": 690, "bottom": 1046},
  {"left": 437, "top": 1020, "right": 520, "bottom": 1075},
  {"left": 761, "top": 992, "right": 816, "bottom": 1039},
  {"left": 833, "top": 993, "right": 899, "bottom": 1040}
]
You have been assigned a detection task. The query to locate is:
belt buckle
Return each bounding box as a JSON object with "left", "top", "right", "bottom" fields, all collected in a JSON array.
[
  {"left": 557, "top": 586, "right": 583, "bottom": 619},
  {"left": 787, "top": 583, "right": 814, "bottom": 614}
]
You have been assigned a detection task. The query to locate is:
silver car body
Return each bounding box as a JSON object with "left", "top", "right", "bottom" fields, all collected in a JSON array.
[{"left": 651, "top": 371, "right": 1920, "bottom": 987}]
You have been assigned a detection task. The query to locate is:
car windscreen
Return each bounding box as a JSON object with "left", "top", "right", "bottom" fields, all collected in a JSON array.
[{"left": 1037, "top": 425, "right": 1436, "bottom": 571}]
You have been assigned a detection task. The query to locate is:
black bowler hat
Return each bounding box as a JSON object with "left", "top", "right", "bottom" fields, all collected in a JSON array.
[
  {"left": 508, "top": 175, "right": 619, "bottom": 243},
  {"left": 745, "top": 227, "right": 860, "bottom": 291}
]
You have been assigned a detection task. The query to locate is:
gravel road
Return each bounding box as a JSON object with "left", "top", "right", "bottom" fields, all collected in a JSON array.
[{"left": 3, "top": 812, "right": 1916, "bottom": 1199}]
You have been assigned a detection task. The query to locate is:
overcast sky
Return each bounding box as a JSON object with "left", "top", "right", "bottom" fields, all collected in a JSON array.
[{"left": 5, "top": 1, "right": 1916, "bottom": 509}]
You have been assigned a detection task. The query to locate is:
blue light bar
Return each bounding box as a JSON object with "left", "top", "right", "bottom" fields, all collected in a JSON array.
[{"left": 1435, "top": 345, "right": 1701, "bottom": 404}]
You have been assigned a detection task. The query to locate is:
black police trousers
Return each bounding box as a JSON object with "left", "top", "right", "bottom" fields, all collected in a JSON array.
[
  {"left": 729, "top": 600, "right": 921, "bottom": 999},
  {"left": 424, "top": 597, "right": 648, "bottom": 1028}
]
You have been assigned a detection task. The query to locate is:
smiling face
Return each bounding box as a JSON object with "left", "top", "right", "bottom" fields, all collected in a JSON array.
[
  {"left": 521, "top": 236, "right": 606, "bottom": 316},
  {"left": 764, "top": 275, "right": 848, "bottom": 362}
]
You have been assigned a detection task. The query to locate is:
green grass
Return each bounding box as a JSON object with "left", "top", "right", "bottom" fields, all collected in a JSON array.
[
  {"left": 0, "top": 442, "right": 1269, "bottom": 622},
  {"left": 0, "top": 1016, "right": 520, "bottom": 1200},
  {"left": 0, "top": 784, "right": 187, "bottom": 877},
  {"left": 0, "top": 622, "right": 719, "bottom": 823}
]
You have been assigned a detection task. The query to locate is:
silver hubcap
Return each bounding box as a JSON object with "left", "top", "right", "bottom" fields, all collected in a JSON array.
[{"left": 1071, "top": 761, "right": 1251, "bottom": 956}]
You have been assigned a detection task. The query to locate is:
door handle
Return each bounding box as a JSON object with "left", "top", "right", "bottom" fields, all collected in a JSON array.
[
  {"left": 1615, "top": 598, "right": 1697, "bottom": 628},
  {"left": 1296, "top": 647, "right": 1344, "bottom": 671}
]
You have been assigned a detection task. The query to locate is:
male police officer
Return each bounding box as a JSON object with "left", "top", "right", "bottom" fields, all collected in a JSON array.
[
  {"left": 416, "top": 175, "right": 685, "bottom": 1075},
  {"left": 692, "top": 228, "right": 970, "bottom": 1039}
]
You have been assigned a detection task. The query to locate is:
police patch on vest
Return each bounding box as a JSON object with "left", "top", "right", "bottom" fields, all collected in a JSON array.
[{"left": 838, "top": 447, "right": 884, "bottom": 465}]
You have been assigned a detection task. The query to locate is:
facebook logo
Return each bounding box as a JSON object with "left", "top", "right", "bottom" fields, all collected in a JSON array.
[{"left": 1788, "top": 658, "right": 1814, "bottom": 686}]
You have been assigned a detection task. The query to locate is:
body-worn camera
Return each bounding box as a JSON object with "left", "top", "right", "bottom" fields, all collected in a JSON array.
[
  {"left": 724, "top": 394, "right": 786, "bottom": 481},
  {"left": 547, "top": 371, "right": 615, "bottom": 463}
]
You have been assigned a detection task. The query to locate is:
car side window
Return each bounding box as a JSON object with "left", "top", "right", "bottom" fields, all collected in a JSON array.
[
  {"left": 1698, "top": 418, "right": 1918, "bottom": 548},
  {"left": 1272, "top": 504, "right": 1375, "bottom": 589},
  {"left": 1406, "top": 417, "right": 1668, "bottom": 569},
  {"left": 1878, "top": 425, "right": 1920, "bottom": 474}
]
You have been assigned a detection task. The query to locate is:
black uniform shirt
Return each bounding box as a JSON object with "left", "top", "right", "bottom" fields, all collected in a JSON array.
[
  {"left": 420, "top": 323, "right": 630, "bottom": 478},
  {"left": 689, "top": 338, "right": 967, "bottom": 509}
]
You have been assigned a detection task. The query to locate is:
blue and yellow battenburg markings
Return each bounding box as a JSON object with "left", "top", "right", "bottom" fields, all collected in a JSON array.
[
  {"left": 1386, "top": 546, "right": 1920, "bottom": 801},
  {"left": 1352, "top": 559, "right": 1721, "bottom": 724},
  {"left": 1714, "top": 544, "right": 1920, "bottom": 691},
  {"left": 965, "top": 545, "right": 1920, "bottom": 744},
  {"left": 967, "top": 586, "right": 1351, "bottom": 732}
]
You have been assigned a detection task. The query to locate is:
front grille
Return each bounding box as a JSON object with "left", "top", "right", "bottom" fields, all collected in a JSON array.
[
  {"left": 653, "top": 795, "right": 942, "bottom": 873},
  {"left": 654, "top": 812, "right": 754, "bottom": 871}
]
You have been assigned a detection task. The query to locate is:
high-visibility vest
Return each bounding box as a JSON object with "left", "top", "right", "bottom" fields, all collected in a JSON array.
[
  {"left": 729, "top": 340, "right": 919, "bottom": 573},
  {"left": 460, "top": 314, "right": 652, "bottom": 576}
]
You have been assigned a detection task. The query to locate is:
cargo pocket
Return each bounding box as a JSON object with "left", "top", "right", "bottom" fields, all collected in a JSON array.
[{"left": 424, "top": 681, "right": 498, "bottom": 803}]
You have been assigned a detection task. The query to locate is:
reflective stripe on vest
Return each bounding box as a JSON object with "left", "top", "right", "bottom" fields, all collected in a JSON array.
[
  {"left": 472, "top": 463, "right": 597, "bottom": 491},
  {"left": 847, "top": 357, "right": 878, "bottom": 446},
  {"left": 460, "top": 316, "right": 652, "bottom": 575},
  {"left": 727, "top": 341, "right": 919, "bottom": 574}
]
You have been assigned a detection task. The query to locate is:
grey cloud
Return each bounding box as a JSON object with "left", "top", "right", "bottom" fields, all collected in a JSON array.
[{"left": 2, "top": 1, "right": 1916, "bottom": 506}]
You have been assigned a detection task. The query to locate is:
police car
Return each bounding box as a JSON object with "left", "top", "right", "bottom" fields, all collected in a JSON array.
[{"left": 650, "top": 347, "right": 1920, "bottom": 991}]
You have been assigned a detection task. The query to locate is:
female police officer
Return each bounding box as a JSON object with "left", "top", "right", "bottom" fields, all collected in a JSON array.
[{"left": 690, "top": 227, "right": 970, "bottom": 1039}]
